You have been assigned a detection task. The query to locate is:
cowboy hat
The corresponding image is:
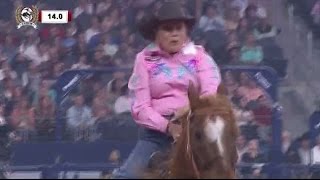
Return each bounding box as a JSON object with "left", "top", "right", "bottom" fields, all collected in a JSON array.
[{"left": 137, "top": 1, "right": 195, "bottom": 41}]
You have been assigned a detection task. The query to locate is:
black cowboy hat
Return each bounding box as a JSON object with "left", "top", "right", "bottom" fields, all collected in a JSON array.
[{"left": 137, "top": 1, "right": 195, "bottom": 41}]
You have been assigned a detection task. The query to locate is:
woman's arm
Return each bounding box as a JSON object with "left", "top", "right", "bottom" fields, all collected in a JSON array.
[
  {"left": 197, "top": 50, "right": 221, "bottom": 96},
  {"left": 129, "top": 53, "right": 169, "bottom": 133}
]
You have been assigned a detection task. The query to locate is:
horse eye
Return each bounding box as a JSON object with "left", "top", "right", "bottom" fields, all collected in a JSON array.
[{"left": 195, "top": 131, "right": 202, "bottom": 140}]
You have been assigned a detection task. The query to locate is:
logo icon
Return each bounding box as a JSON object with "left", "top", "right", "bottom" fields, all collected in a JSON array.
[{"left": 16, "top": 6, "right": 38, "bottom": 29}]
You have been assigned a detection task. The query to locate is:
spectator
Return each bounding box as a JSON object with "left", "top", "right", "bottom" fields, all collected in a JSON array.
[
  {"left": 71, "top": 54, "right": 91, "bottom": 69},
  {"left": 312, "top": 136, "right": 320, "bottom": 164},
  {"left": 101, "top": 149, "right": 122, "bottom": 178},
  {"left": 109, "top": 8, "right": 121, "bottom": 31},
  {"left": 32, "top": 41, "right": 50, "bottom": 67},
  {"left": 51, "top": 62, "right": 65, "bottom": 79},
  {"left": 10, "top": 97, "right": 35, "bottom": 132},
  {"left": 107, "top": 72, "right": 127, "bottom": 104},
  {"left": 132, "top": 0, "right": 154, "bottom": 9},
  {"left": 96, "top": 0, "right": 113, "bottom": 16},
  {"left": 254, "top": 8, "right": 280, "bottom": 40},
  {"left": 226, "top": 30, "right": 240, "bottom": 44},
  {"left": 236, "top": 18, "right": 251, "bottom": 43},
  {"left": 253, "top": 95, "right": 272, "bottom": 141},
  {"left": 0, "top": 61, "right": 18, "bottom": 81},
  {"left": 85, "top": 16, "right": 101, "bottom": 44},
  {"left": 74, "top": 1, "right": 93, "bottom": 32},
  {"left": 102, "top": 33, "right": 119, "bottom": 58},
  {"left": 198, "top": 4, "right": 225, "bottom": 32},
  {"left": 35, "top": 95, "right": 55, "bottom": 141},
  {"left": 32, "top": 80, "right": 56, "bottom": 106},
  {"left": 311, "top": 136, "right": 320, "bottom": 178},
  {"left": 4, "top": 85, "right": 26, "bottom": 117},
  {"left": 73, "top": 0, "right": 94, "bottom": 19},
  {"left": 285, "top": 141, "right": 302, "bottom": 164},
  {"left": 231, "top": 0, "right": 249, "bottom": 18},
  {"left": 233, "top": 104, "right": 255, "bottom": 127},
  {"left": 22, "top": 63, "right": 41, "bottom": 94},
  {"left": 310, "top": 100, "right": 320, "bottom": 147},
  {"left": 11, "top": 53, "right": 30, "bottom": 80},
  {"left": 282, "top": 130, "right": 292, "bottom": 154},
  {"left": 224, "top": 7, "right": 241, "bottom": 31},
  {"left": 0, "top": 101, "right": 16, "bottom": 179},
  {"left": 240, "top": 139, "right": 266, "bottom": 178},
  {"left": 298, "top": 136, "right": 311, "bottom": 165},
  {"left": 135, "top": 9, "right": 146, "bottom": 25},
  {"left": 92, "top": 88, "right": 112, "bottom": 122},
  {"left": 74, "top": 33, "right": 88, "bottom": 56},
  {"left": 311, "top": 0, "right": 320, "bottom": 25},
  {"left": 66, "top": 22, "right": 78, "bottom": 37},
  {"left": 150, "top": 1, "right": 163, "bottom": 14},
  {"left": 92, "top": 48, "right": 114, "bottom": 68},
  {"left": 222, "top": 70, "right": 240, "bottom": 96},
  {"left": 114, "top": 84, "right": 131, "bottom": 115},
  {"left": 244, "top": 4, "right": 259, "bottom": 29},
  {"left": 226, "top": 41, "right": 241, "bottom": 64},
  {"left": 49, "top": 26, "right": 65, "bottom": 43},
  {"left": 237, "top": 72, "right": 265, "bottom": 109},
  {"left": 18, "top": 35, "right": 39, "bottom": 67},
  {"left": 101, "top": 16, "right": 115, "bottom": 34},
  {"left": 240, "top": 32, "right": 263, "bottom": 64},
  {"left": 66, "top": 94, "right": 93, "bottom": 130},
  {"left": 2, "top": 34, "right": 18, "bottom": 64},
  {"left": 236, "top": 134, "right": 248, "bottom": 162}
]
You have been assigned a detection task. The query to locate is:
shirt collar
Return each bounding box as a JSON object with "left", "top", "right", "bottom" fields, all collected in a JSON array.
[{"left": 143, "top": 41, "right": 197, "bottom": 60}]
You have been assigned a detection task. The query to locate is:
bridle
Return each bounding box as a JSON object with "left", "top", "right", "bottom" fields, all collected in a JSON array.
[{"left": 185, "top": 110, "right": 201, "bottom": 179}]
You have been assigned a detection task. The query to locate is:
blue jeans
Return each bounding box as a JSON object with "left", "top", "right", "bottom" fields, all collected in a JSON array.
[{"left": 111, "top": 128, "right": 173, "bottom": 179}]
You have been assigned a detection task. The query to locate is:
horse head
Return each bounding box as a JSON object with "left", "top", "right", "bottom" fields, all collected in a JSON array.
[{"left": 170, "top": 82, "right": 239, "bottom": 179}]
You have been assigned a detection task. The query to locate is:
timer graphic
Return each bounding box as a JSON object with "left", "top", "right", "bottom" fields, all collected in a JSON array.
[{"left": 39, "top": 10, "right": 72, "bottom": 24}]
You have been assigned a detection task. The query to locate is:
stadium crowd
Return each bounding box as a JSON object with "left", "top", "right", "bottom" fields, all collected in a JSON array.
[
  {"left": 0, "top": 0, "right": 318, "bottom": 178},
  {"left": 286, "top": 0, "right": 320, "bottom": 40}
]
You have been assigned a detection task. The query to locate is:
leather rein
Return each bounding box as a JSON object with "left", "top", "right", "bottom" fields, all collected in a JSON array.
[{"left": 185, "top": 110, "right": 201, "bottom": 179}]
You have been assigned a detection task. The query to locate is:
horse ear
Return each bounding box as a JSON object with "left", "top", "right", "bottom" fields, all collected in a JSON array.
[
  {"left": 217, "top": 83, "right": 228, "bottom": 96},
  {"left": 188, "top": 81, "right": 200, "bottom": 110}
]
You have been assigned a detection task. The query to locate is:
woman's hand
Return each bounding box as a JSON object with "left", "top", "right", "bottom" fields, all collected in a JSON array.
[{"left": 167, "top": 121, "right": 182, "bottom": 142}]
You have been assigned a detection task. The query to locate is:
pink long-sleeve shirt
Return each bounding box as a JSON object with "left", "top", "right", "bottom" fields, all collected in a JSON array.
[{"left": 128, "top": 42, "right": 221, "bottom": 133}]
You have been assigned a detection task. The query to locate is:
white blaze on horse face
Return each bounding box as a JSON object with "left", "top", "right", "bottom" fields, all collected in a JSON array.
[{"left": 204, "top": 116, "right": 225, "bottom": 155}]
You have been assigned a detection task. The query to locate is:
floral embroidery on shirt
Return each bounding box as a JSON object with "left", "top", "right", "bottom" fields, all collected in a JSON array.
[
  {"left": 150, "top": 63, "right": 172, "bottom": 78},
  {"left": 177, "top": 66, "right": 188, "bottom": 79},
  {"left": 184, "top": 59, "right": 198, "bottom": 74}
]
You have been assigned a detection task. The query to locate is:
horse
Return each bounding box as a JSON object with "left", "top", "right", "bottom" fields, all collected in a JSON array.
[{"left": 145, "top": 83, "right": 239, "bottom": 179}]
